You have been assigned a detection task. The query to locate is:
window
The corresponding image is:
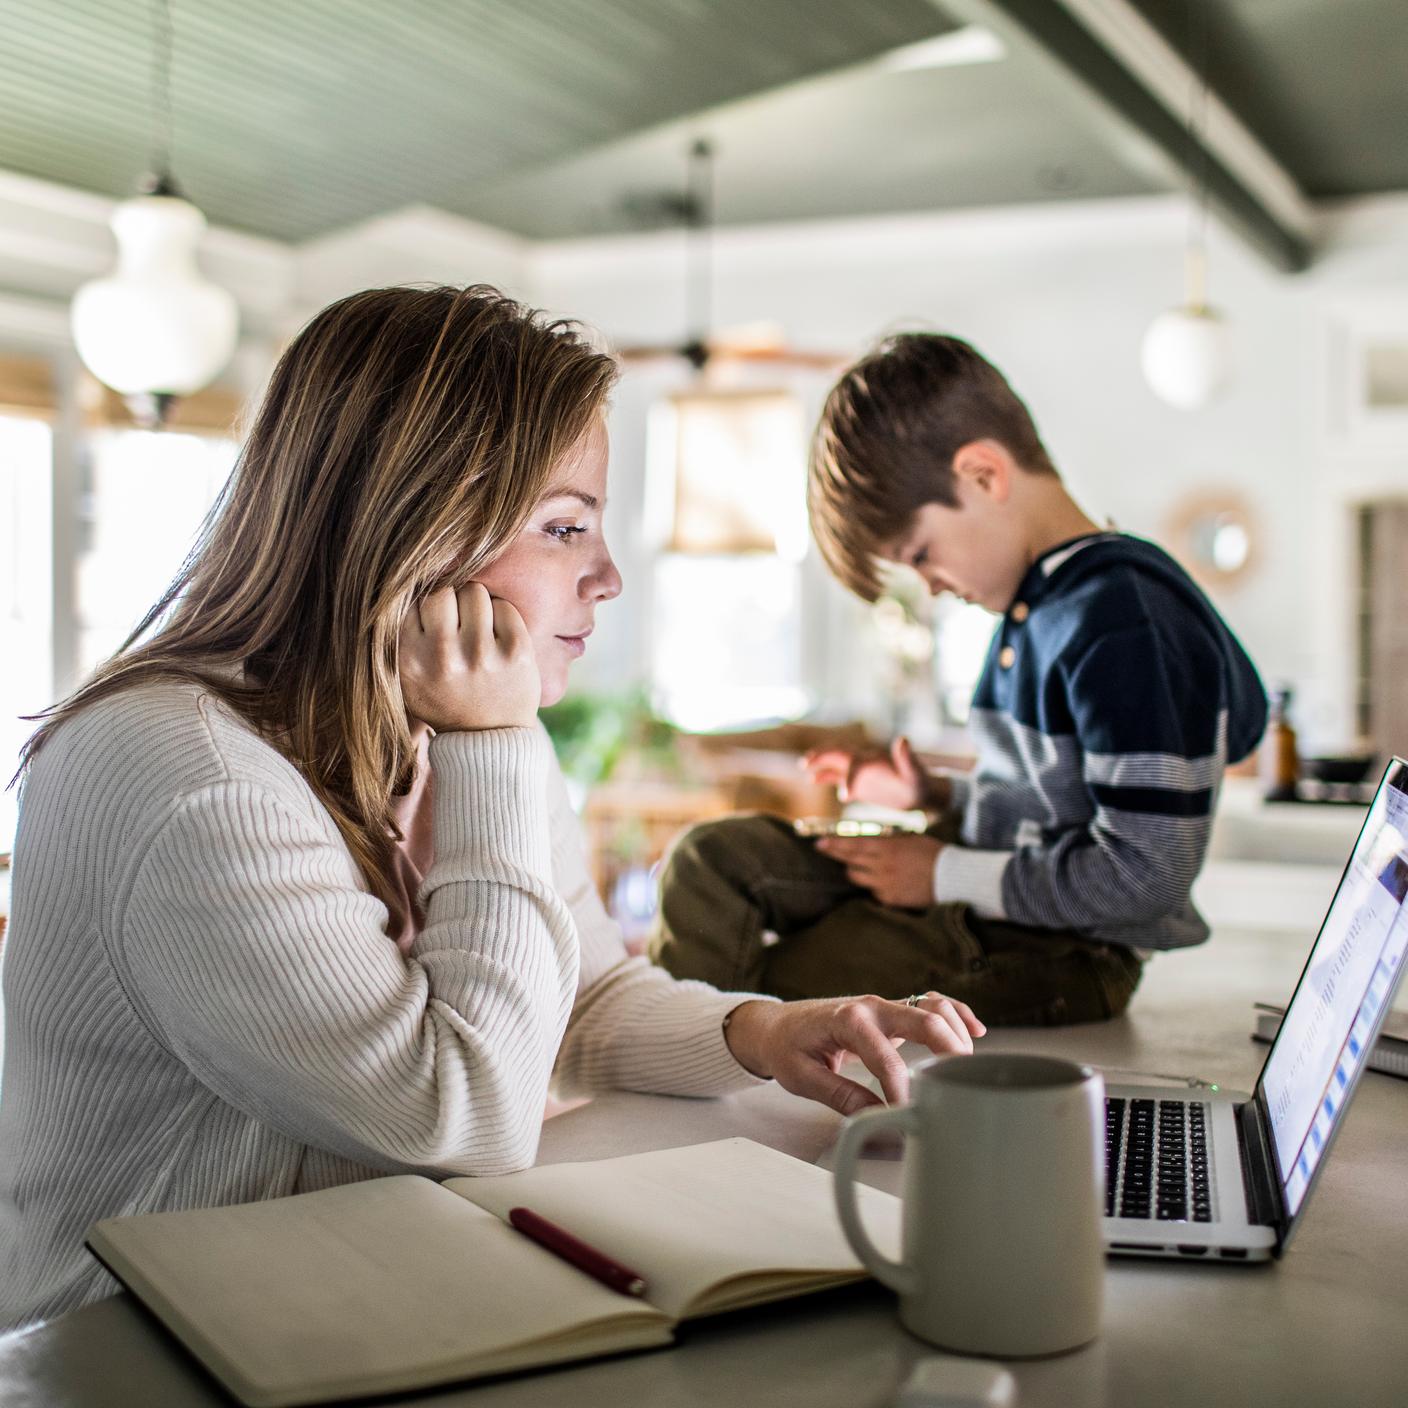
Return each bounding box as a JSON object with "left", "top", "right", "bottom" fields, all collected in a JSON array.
[
  {"left": 652, "top": 554, "right": 810, "bottom": 731},
  {"left": 2, "top": 420, "right": 238, "bottom": 853},
  {"left": 665, "top": 390, "right": 805, "bottom": 555},
  {"left": 647, "top": 389, "right": 813, "bottom": 732},
  {"left": 75, "top": 427, "right": 237, "bottom": 676},
  {"left": 0, "top": 416, "right": 54, "bottom": 852}
]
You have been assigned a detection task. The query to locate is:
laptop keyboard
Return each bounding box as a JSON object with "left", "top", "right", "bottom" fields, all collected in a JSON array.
[{"left": 1105, "top": 1097, "right": 1212, "bottom": 1222}]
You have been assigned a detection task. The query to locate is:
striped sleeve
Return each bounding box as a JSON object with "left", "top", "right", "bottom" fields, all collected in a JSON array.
[{"left": 1000, "top": 623, "right": 1226, "bottom": 941}]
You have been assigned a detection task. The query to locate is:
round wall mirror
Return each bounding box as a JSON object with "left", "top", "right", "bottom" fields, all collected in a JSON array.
[{"left": 1165, "top": 491, "right": 1258, "bottom": 588}]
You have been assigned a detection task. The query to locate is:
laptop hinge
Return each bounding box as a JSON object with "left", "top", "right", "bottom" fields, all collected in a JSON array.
[{"left": 1235, "top": 1098, "right": 1283, "bottom": 1234}]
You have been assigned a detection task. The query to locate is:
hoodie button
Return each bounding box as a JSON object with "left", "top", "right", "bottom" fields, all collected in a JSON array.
[
  {"left": 999, "top": 646, "right": 1016, "bottom": 669},
  {"left": 1011, "top": 601, "right": 1029, "bottom": 623}
]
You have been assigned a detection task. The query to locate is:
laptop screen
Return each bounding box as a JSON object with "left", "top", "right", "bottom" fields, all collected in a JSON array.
[{"left": 1257, "top": 758, "right": 1408, "bottom": 1219}]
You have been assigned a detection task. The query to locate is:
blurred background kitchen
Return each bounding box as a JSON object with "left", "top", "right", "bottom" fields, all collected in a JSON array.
[{"left": 2, "top": 0, "right": 1406, "bottom": 943}]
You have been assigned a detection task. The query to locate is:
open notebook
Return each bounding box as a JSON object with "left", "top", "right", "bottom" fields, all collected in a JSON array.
[{"left": 87, "top": 1137, "right": 898, "bottom": 1408}]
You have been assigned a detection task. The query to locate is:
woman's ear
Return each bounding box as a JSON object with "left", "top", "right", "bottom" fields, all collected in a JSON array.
[{"left": 951, "top": 439, "right": 1014, "bottom": 505}]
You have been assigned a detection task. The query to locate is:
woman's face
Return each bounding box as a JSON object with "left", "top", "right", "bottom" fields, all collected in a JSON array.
[{"left": 475, "top": 419, "right": 622, "bottom": 708}]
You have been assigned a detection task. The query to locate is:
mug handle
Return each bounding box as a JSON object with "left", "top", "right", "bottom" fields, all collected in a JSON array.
[{"left": 832, "top": 1105, "right": 917, "bottom": 1297}]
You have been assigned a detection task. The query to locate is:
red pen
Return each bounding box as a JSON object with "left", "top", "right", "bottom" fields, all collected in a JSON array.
[{"left": 507, "top": 1206, "right": 648, "bottom": 1297}]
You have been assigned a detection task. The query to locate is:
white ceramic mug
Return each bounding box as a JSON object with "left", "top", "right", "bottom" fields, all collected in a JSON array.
[{"left": 833, "top": 1053, "right": 1105, "bottom": 1358}]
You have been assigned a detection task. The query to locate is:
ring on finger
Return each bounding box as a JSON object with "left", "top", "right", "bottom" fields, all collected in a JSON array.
[{"left": 904, "top": 992, "right": 927, "bottom": 1007}]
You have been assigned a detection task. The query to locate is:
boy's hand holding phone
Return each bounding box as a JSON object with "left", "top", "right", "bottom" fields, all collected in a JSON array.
[{"left": 815, "top": 831, "right": 943, "bottom": 909}]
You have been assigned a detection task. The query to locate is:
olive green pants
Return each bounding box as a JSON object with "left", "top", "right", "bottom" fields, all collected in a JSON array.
[{"left": 648, "top": 814, "right": 1142, "bottom": 1027}]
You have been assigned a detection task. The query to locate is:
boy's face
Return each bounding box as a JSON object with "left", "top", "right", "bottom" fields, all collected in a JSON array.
[{"left": 883, "top": 463, "right": 1029, "bottom": 614}]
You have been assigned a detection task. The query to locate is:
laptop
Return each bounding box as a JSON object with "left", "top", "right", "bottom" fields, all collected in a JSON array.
[{"left": 1103, "top": 756, "right": 1408, "bottom": 1262}]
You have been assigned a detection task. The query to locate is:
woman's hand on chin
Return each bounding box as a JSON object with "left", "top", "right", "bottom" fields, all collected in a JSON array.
[
  {"left": 400, "top": 583, "right": 541, "bottom": 733},
  {"left": 722, "top": 992, "right": 986, "bottom": 1117}
]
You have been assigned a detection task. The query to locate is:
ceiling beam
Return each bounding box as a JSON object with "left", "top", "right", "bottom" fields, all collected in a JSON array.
[{"left": 947, "top": 0, "right": 1317, "bottom": 272}]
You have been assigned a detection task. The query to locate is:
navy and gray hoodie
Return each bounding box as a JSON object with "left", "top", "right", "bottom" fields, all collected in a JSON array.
[{"left": 933, "top": 533, "right": 1267, "bottom": 952}]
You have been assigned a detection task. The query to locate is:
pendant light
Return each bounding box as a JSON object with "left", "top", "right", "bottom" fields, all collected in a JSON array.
[
  {"left": 70, "top": 0, "right": 238, "bottom": 429},
  {"left": 1141, "top": 248, "right": 1232, "bottom": 410},
  {"left": 1140, "top": 3, "right": 1231, "bottom": 410}
]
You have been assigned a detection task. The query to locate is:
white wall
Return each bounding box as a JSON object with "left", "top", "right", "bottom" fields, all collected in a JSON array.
[{"left": 532, "top": 195, "right": 1408, "bottom": 751}]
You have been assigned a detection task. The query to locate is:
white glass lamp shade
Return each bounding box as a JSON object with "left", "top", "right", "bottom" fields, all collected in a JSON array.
[
  {"left": 71, "top": 195, "right": 239, "bottom": 396},
  {"left": 1140, "top": 305, "right": 1233, "bottom": 410}
]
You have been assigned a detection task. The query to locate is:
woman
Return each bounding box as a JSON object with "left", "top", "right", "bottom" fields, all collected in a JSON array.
[{"left": 0, "top": 286, "right": 982, "bottom": 1329}]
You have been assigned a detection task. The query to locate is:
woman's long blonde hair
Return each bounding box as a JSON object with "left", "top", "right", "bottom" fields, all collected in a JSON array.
[{"left": 20, "top": 284, "right": 617, "bottom": 903}]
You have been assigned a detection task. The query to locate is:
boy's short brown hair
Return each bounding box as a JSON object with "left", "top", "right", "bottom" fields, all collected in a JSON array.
[{"left": 809, "top": 333, "right": 1057, "bottom": 601}]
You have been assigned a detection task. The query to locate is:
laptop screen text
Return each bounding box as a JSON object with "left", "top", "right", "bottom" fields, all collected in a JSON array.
[{"left": 1258, "top": 761, "right": 1408, "bottom": 1218}]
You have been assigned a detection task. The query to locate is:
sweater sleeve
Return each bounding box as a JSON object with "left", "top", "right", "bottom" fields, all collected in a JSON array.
[
  {"left": 115, "top": 727, "right": 576, "bottom": 1177},
  {"left": 543, "top": 745, "right": 773, "bottom": 1099},
  {"left": 998, "top": 623, "right": 1224, "bottom": 940}
]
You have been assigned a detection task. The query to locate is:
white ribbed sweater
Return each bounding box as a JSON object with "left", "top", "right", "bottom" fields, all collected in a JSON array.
[{"left": 0, "top": 683, "right": 765, "bottom": 1329}]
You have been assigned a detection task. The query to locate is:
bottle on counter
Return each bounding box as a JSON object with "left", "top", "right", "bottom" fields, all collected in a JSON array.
[{"left": 1260, "top": 686, "right": 1300, "bottom": 803}]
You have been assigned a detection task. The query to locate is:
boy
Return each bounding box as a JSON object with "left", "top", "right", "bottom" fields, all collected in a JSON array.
[{"left": 648, "top": 333, "right": 1267, "bottom": 1025}]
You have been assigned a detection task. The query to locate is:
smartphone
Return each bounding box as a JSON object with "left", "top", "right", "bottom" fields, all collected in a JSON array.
[{"left": 792, "top": 817, "right": 912, "bottom": 839}]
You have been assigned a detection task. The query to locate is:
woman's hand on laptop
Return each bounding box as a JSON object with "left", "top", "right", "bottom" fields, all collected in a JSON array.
[{"left": 722, "top": 993, "right": 985, "bottom": 1116}]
